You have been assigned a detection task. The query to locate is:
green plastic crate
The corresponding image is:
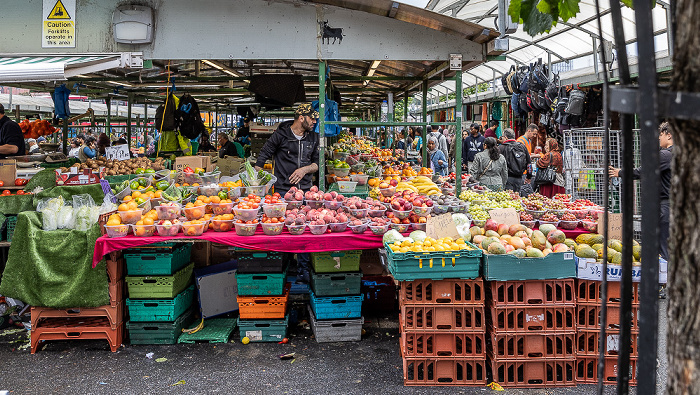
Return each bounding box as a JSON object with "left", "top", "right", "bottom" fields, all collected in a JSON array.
[
  {"left": 482, "top": 251, "right": 577, "bottom": 281},
  {"left": 311, "top": 250, "right": 361, "bottom": 273},
  {"left": 327, "top": 183, "right": 369, "bottom": 198},
  {"left": 6, "top": 215, "right": 17, "bottom": 243},
  {"left": 127, "top": 309, "right": 195, "bottom": 345},
  {"left": 126, "top": 285, "right": 196, "bottom": 322},
  {"left": 178, "top": 318, "right": 238, "bottom": 344},
  {"left": 385, "top": 242, "right": 482, "bottom": 281},
  {"left": 236, "top": 270, "right": 287, "bottom": 296},
  {"left": 235, "top": 248, "right": 285, "bottom": 273},
  {"left": 310, "top": 271, "right": 362, "bottom": 296},
  {"left": 126, "top": 263, "right": 194, "bottom": 299},
  {"left": 238, "top": 315, "right": 289, "bottom": 342},
  {"left": 124, "top": 244, "right": 192, "bottom": 275}
]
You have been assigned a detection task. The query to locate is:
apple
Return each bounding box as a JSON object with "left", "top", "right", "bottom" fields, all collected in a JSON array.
[{"left": 389, "top": 179, "right": 398, "bottom": 187}]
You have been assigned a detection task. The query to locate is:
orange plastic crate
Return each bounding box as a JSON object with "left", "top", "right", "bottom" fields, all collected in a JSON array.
[
  {"left": 401, "top": 304, "right": 484, "bottom": 332},
  {"left": 31, "top": 303, "right": 123, "bottom": 330},
  {"left": 109, "top": 280, "right": 124, "bottom": 308},
  {"left": 237, "top": 285, "right": 290, "bottom": 319},
  {"left": 401, "top": 331, "right": 485, "bottom": 358},
  {"left": 490, "top": 332, "right": 576, "bottom": 359},
  {"left": 576, "top": 280, "right": 640, "bottom": 305},
  {"left": 31, "top": 317, "right": 123, "bottom": 353},
  {"left": 576, "top": 303, "right": 639, "bottom": 331},
  {"left": 106, "top": 258, "right": 124, "bottom": 285},
  {"left": 491, "top": 359, "right": 576, "bottom": 388},
  {"left": 575, "top": 356, "right": 637, "bottom": 385},
  {"left": 400, "top": 279, "right": 484, "bottom": 305},
  {"left": 403, "top": 357, "right": 487, "bottom": 386},
  {"left": 576, "top": 329, "right": 638, "bottom": 357},
  {"left": 488, "top": 305, "right": 575, "bottom": 332},
  {"left": 487, "top": 279, "right": 575, "bottom": 306}
]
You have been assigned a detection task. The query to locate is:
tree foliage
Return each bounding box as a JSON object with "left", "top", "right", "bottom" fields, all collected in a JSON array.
[{"left": 508, "top": 0, "right": 632, "bottom": 36}]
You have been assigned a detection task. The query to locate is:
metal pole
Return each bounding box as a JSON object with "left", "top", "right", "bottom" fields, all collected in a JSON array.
[
  {"left": 388, "top": 93, "right": 394, "bottom": 157},
  {"left": 127, "top": 93, "right": 133, "bottom": 150},
  {"left": 455, "top": 70, "right": 463, "bottom": 196},
  {"left": 62, "top": 118, "right": 69, "bottom": 155},
  {"left": 319, "top": 60, "right": 327, "bottom": 191},
  {"left": 422, "top": 80, "right": 428, "bottom": 168},
  {"left": 106, "top": 95, "right": 111, "bottom": 139},
  {"left": 633, "top": 0, "right": 660, "bottom": 391}
]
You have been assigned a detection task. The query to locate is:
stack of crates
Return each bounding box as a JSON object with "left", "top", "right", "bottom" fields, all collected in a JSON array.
[
  {"left": 399, "top": 279, "right": 488, "bottom": 386},
  {"left": 124, "top": 243, "right": 195, "bottom": 345},
  {"left": 30, "top": 252, "right": 125, "bottom": 353},
  {"left": 308, "top": 251, "right": 364, "bottom": 343},
  {"left": 487, "top": 279, "right": 577, "bottom": 388},
  {"left": 236, "top": 249, "right": 290, "bottom": 342},
  {"left": 575, "top": 280, "right": 639, "bottom": 385}
]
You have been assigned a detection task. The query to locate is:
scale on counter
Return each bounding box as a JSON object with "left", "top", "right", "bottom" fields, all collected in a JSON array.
[{"left": 45, "top": 152, "right": 68, "bottom": 163}]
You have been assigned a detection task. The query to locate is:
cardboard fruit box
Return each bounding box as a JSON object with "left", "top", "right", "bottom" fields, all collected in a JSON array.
[
  {"left": 576, "top": 256, "right": 668, "bottom": 284},
  {"left": 55, "top": 168, "right": 105, "bottom": 186}
]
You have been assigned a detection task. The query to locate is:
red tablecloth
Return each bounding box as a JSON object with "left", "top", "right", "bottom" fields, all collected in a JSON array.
[{"left": 93, "top": 229, "right": 386, "bottom": 268}]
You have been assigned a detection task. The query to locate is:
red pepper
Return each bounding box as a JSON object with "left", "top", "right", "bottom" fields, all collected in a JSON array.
[
  {"left": 14, "top": 178, "right": 27, "bottom": 186},
  {"left": 183, "top": 166, "right": 194, "bottom": 173}
]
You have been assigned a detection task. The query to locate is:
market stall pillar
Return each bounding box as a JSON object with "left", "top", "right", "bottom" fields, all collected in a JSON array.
[
  {"left": 318, "top": 60, "right": 326, "bottom": 191},
  {"left": 455, "top": 70, "right": 463, "bottom": 196},
  {"left": 421, "top": 80, "right": 428, "bottom": 167},
  {"left": 127, "top": 93, "right": 133, "bottom": 149}
]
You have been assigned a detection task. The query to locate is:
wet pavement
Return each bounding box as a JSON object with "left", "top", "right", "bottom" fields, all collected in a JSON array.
[{"left": 0, "top": 300, "right": 666, "bottom": 394}]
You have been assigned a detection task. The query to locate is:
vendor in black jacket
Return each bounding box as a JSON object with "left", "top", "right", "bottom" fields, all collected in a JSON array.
[
  {"left": 0, "top": 104, "right": 25, "bottom": 158},
  {"left": 255, "top": 104, "right": 319, "bottom": 195}
]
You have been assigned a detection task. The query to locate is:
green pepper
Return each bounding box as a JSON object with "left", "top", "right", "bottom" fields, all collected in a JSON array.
[
  {"left": 218, "top": 190, "right": 228, "bottom": 201},
  {"left": 130, "top": 181, "right": 140, "bottom": 190},
  {"left": 134, "top": 168, "right": 145, "bottom": 175},
  {"left": 138, "top": 178, "right": 148, "bottom": 187},
  {"left": 156, "top": 180, "right": 170, "bottom": 191},
  {"left": 144, "top": 168, "right": 155, "bottom": 174}
]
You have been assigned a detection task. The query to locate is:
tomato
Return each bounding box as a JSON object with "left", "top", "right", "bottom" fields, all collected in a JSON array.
[
  {"left": 0, "top": 181, "right": 4, "bottom": 187},
  {"left": 2, "top": 190, "right": 11, "bottom": 196},
  {"left": 14, "top": 178, "right": 27, "bottom": 186},
  {"left": 16, "top": 191, "right": 24, "bottom": 195}
]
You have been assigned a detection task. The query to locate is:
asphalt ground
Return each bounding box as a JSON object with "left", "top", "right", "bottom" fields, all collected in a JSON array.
[{"left": 0, "top": 300, "right": 666, "bottom": 394}]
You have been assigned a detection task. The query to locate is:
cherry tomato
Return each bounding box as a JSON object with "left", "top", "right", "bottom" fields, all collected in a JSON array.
[
  {"left": 16, "top": 191, "right": 24, "bottom": 195},
  {"left": 2, "top": 190, "right": 11, "bottom": 196}
]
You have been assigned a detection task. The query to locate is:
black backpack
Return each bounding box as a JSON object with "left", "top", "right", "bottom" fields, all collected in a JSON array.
[
  {"left": 531, "top": 59, "right": 549, "bottom": 91},
  {"left": 504, "top": 142, "right": 529, "bottom": 175},
  {"left": 518, "top": 65, "right": 531, "bottom": 94},
  {"left": 519, "top": 93, "right": 530, "bottom": 113},
  {"left": 511, "top": 93, "right": 522, "bottom": 117},
  {"left": 502, "top": 66, "right": 517, "bottom": 95},
  {"left": 155, "top": 93, "right": 178, "bottom": 131},
  {"left": 545, "top": 73, "right": 560, "bottom": 104},
  {"left": 565, "top": 89, "right": 586, "bottom": 116},
  {"left": 176, "top": 93, "right": 207, "bottom": 139}
]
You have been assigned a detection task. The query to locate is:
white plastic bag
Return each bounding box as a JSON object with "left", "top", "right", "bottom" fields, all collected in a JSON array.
[
  {"left": 73, "top": 194, "right": 100, "bottom": 231},
  {"left": 36, "top": 197, "right": 65, "bottom": 231}
]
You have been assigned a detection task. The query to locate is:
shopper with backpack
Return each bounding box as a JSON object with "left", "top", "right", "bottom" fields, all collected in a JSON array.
[
  {"left": 469, "top": 137, "right": 508, "bottom": 191},
  {"left": 429, "top": 125, "right": 448, "bottom": 160},
  {"left": 498, "top": 128, "right": 532, "bottom": 192}
]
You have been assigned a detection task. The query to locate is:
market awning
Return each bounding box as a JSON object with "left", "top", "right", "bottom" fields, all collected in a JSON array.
[{"left": 0, "top": 54, "right": 124, "bottom": 83}]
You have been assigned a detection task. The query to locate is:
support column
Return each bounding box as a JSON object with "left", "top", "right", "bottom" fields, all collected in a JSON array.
[
  {"left": 422, "top": 80, "right": 428, "bottom": 168},
  {"left": 455, "top": 71, "right": 463, "bottom": 196},
  {"left": 127, "top": 93, "right": 133, "bottom": 150},
  {"left": 388, "top": 93, "right": 394, "bottom": 156},
  {"left": 106, "top": 95, "right": 111, "bottom": 139},
  {"left": 318, "top": 61, "right": 327, "bottom": 191}
]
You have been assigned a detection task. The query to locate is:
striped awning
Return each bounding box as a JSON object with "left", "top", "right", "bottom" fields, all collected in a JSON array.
[{"left": 0, "top": 54, "right": 123, "bottom": 83}]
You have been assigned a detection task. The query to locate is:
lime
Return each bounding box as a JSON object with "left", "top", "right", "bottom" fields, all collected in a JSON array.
[{"left": 241, "top": 337, "right": 250, "bottom": 345}]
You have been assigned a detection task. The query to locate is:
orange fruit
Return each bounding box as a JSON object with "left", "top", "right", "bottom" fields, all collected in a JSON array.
[
  {"left": 185, "top": 202, "right": 194, "bottom": 208},
  {"left": 127, "top": 201, "right": 138, "bottom": 211},
  {"left": 154, "top": 191, "right": 162, "bottom": 198},
  {"left": 136, "top": 220, "right": 144, "bottom": 225},
  {"left": 123, "top": 196, "right": 133, "bottom": 203},
  {"left": 143, "top": 217, "right": 154, "bottom": 225},
  {"left": 118, "top": 203, "right": 129, "bottom": 212},
  {"left": 132, "top": 191, "right": 141, "bottom": 198},
  {"left": 210, "top": 196, "right": 221, "bottom": 204},
  {"left": 106, "top": 218, "right": 121, "bottom": 226}
]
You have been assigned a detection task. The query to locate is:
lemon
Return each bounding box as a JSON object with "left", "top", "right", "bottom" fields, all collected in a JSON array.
[
  {"left": 401, "top": 239, "right": 413, "bottom": 247},
  {"left": 443, "top": 237, "right": 453, "bottom": 243},
  {"left": 390, "top": 245, "right": 400, "bottom": 252},
  {"left": 423, "top": 240, "right": 432, "bottom": 247},
  {"left": 434, "top": 245, "right": 446, "bottom": 252},
  {"left": 456, "top": 238, "right": 466, "bottom": 244},
  {"left": 241, "top": 337, "right": 250, "bottom": 345},
  {"left": 399, "top": 246, "right": 410, "bottom": 253}
]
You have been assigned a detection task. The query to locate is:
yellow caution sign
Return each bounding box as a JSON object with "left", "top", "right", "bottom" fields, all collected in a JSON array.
[{"left": 47, "top": 0, "right": 71, "bottom": 20}]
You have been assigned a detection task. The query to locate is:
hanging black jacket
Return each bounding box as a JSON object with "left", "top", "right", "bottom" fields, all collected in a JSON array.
[{"left": 255, "top": 120, "right": 319, "bottom": 195}]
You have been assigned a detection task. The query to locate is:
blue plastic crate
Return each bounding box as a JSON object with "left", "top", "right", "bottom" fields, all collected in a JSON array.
[
  {"left": 124, "top": 244, "right": 192, "bottom": 275},
  {"left": 309, "top": 291, "right": 363, "bottom": 320},
  {"left": 126, "top": 285, "right": 196, "bottom": 322}
]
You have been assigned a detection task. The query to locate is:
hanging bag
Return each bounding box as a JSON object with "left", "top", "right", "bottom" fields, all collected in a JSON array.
[{"left": 534, "top": 153, "right": 557, "bottom": 186}]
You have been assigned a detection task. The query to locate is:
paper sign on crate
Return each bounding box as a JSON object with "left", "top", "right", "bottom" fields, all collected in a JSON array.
[
  {"left": 576, "top": 257, "right": 668, "bottom": 284},
  {"left": 488, "top": 208, "right": 519, "bottom": 226},
  {"left": 426, "top": 213, "right": 460, "bottom": 240},
  {"left": 105, "top": 144, "right": 131, "bottom": 160}
]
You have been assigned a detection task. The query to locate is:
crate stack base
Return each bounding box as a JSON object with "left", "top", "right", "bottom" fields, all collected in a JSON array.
[
  {"left": 236, "top": 249, "right": 289, "bottom": 342},
  {"left": 30, "top": 255, "right": 126, "bottom": 353},
  {"left": 487, "top": 279, "right": 577, "bottom": 388},
  {"left": 399, "top": 278, "right": 487, "bottom": 386},
  {"left": 124, "top": 243, "right": 195, "bottom": 345},
  {"left": 576, "top": 279, "right": 639, "bottom": 385},
  {"left": 308, "top": 250, "right": 364, "bottom": 343}
]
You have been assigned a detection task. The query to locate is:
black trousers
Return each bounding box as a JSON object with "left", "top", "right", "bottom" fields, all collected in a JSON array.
[{"left": 660, "top": 199, "right": 670, "bottom": 261}]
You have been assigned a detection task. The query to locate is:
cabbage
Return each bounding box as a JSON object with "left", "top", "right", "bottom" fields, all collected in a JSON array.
[
  {"left": 457, "top": 224, "right": 472, "bottom": 242},
  {"left": 57, "top": 205, "right": 75, "bottom": 229},
  {"left": 452, "top": 213, "right": 470, "bottom": 227},
  {"left": 408, "top": 230, "right": 427, "bottom": 243},
  {"left": 382, "top": 229, "right": 403, "bottom": 245}
]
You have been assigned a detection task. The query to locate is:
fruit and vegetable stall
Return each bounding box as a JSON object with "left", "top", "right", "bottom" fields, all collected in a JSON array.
[{"left": 0, "top": 135, "right": 662, "bottom": 389}]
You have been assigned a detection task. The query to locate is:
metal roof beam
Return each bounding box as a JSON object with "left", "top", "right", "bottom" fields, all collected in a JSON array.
[{"left": 506, "top": 36, "right": 566, "bottom": 60}]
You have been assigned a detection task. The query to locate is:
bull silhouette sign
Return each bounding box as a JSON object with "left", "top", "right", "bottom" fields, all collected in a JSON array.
[{"left": 319, "top": 20, "right": 344, "bottom": 44}]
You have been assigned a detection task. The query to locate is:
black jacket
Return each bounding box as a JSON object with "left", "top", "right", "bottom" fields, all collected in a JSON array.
[
  {"left": 0, "top": 116, "right": 25, "bottom": 158},
  {"left": 622, "top": 146, "right": 673, "bottom": 200},
  {"left": 255, "top": 120, "right": 319, "bottom": 195},
  {"left": 463, "top": 133, "right": 485, "bottom": 163},
  {"left": 498, "top": 139, "right": 532, "bottom": 178}
]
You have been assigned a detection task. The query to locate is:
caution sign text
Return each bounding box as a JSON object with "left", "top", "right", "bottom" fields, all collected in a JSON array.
[{"left": 42, "top": 0, "right": 76, "bottom": 48}]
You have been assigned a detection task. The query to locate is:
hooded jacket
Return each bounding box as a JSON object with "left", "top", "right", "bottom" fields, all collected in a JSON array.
[{"left": 255, "top": 120, "right": 319, "bottom": 195}]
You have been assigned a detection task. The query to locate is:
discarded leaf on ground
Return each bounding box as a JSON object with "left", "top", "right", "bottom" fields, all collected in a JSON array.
[{"left": 155, "top": 357, "right": 167, "bottom": 362}]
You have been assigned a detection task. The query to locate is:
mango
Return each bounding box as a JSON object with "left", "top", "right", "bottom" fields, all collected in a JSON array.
[
  {"left": 509, "top": 248, "right": 526, "bottom": 258},
  {"left": 488, "top": 242, "right": 507, "bottom": 255},
  {"left": 526, "top": 247, "right": 545, "bottom": 258},
  {"left": 564, "top": 238, "right": 577, "bottom": 250},
  {"left": 539, "top": 223, "right": 557, "bottom": 237},
  {"left": 531, "top": 230, "right": 547, "bottom": 250},
  {"left": 508, "top": 224, "right": 527, "bottom": 236},
  {"left": 547, "top": 229, "right": 566, "bottom": 245}
]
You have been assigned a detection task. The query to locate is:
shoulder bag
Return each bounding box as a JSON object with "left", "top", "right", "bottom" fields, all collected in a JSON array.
[{"left": 534, "top": 153, "right": 556, "bottom": 186}]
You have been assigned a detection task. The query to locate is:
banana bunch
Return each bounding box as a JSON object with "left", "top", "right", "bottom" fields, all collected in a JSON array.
[
  {"left": 411, "top": 176, "right": 441, "bottom": 196},
  {"left": 369, "top": 187, "right": 381, "bottom": 199},
  {"left": 396, "top": 181, "right": 419, "bottom": 193}
]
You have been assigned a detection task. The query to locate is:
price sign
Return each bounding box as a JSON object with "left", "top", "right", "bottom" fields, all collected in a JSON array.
[
  {"left": 105, "top": 144, "right": 130, "bottom": 160},
  {"left": 605, "top": 212, "right": 623, "bottom": 240},
  {"left": 449, "top": 54, "right": 463, "bottom": 70},
  {"left": 487, "top": 208, "right": 519, "bottom": 226},
  {"left": 426, "top": 213, "right": 460, "bottom": 240}
]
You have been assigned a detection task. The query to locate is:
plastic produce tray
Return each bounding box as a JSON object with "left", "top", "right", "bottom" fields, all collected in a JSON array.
[
  {"left": 385, "top": 242, "right": 482, "bottom": 281},
  {"left": 403, "top": 358, "right": 487, "bottom": 386},
  {"left": 31, "top": 304, "right": 123, "bottom": 330},
  {"left": 127, "top": 309, "right": 195, "bottom": 345},
  {"left": 125, "top": 263, "right": 194, "bottom": 299},
  {"left": 126, "top": 285, "right": 196, "bottom": 322},
  {"left": 31, "top": 317, "right": 123, "bottom": 353},
  {"left": 487, "top": 279, "right": 576, "bottom": 306},
  {"left": 310, "top": 271, "right": 362, "bottom": 296},
  {"left": 238, "top": 315, "right": 289, "bottom": 342},
  {"left": 489, "top": 331, "right": 576, "bottom": 359},
  {"left": 236, "top": 270, "right": 287, "bottom": 296},
  {"left": 491, "top": 359, "right": 576, "bottom": 388},
  {"left": 400, "top": 278, "right": 484, "bottom": 305},
  {"left": 400, "top": 305, "right": 484, "bottom": 332},
  {"left": 308, "top": 305, "right": 363, "bottom": 343},
  {"left": 309, "top": 291, "right": 363, "bottom": 320},
  {"left": 178, "top": 318, "right": 238, "bottom": 344},
  {"left": 235, "top": 249, "right": 285, "bottom": 273},
  {"left": 401, "top": 331, "right": 485, "bottom": 358},
  {"left": 237, "top": 284, "right": 290, "bottom": 319},
  {"left": 482, "top": 251, "right": 576, "bottom": 281},
  {"left": 311, "top": 250, "right": 361, "bottom": 273},
  {"left": 124, "top": 244, "right": 192, "bottom": 275}
]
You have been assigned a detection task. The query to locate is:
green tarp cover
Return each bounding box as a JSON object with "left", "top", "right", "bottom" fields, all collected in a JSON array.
[
  {"left": 0, "top": 211, "right": 108, "bottom": 308},
  {"left": 0, "top": 195, "right": 34, "bottom": 215},
  {"left": 24, "top": 168, "right": 57, "bottom": 191},
  {"left": 33, "top": 184, "right": 105, "bottom": 206}
]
